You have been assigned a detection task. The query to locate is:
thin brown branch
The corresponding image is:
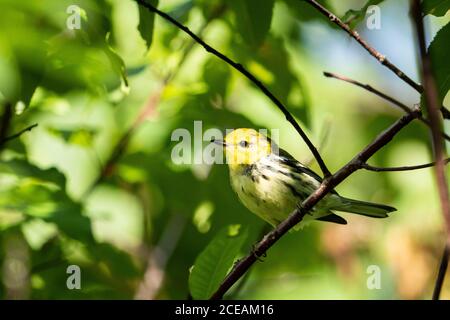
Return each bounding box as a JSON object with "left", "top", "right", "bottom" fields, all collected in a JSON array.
[
  {"left": 411, "top": 0, "right": 450, "bottom": 299},
  {"left": 304, "top": 0, "right": 422, "bottom": 93},
  {"left": 211, "top": 109, "right": 420, "bottom": 299},
  {"left": 324, "top": 71, "right": 412, "bottom": 114},
  {"left": 361, "top": 158, "right": 450, "bottom": 172},
  {"left": 433, "top": 245, "right": 449, "bottom": 300},
  {"left": 323, "top": 71, "right": 450, "bottom": 141},
  {"left": 135, "top": 0, "right": 331, "bottom": 177}
]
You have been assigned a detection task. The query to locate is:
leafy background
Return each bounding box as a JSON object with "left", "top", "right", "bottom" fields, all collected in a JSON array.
[{"left": 0, "top": 0, "right": 449, "bottom": 299}]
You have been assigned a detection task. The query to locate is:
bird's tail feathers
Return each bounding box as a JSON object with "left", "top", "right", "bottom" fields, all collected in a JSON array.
[{"left": 333, "top": 197, "right": 396, "bottom": 218}]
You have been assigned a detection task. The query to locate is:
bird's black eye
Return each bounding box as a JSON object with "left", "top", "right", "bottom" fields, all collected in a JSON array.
[{"left": 239, "top": 140, "right": 249, "bottom": 148}]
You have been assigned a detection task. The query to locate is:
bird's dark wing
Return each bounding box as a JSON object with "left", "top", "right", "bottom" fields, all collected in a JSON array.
[
  {"left": 317, "top": 213, "right": 347, "bottom": 225},
  {"left": 272, "top": 148, "right": 339, "bottom": 195},
  {"left": 278, "top": 155, "right": 323, "bottom": 182}
]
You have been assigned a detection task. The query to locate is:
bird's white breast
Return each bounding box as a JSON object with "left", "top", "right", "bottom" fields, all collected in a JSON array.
[{"left": 230, "top": 164, "right": 305, "bottom": 226}]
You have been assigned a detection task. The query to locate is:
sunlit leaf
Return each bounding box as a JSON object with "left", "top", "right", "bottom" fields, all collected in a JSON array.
[
  {"left": 105, "top": 33, "right": 129, "bottom": 90},
  {"left": 46, "top": 202, "right": 94, "bottom": 243},
  {"left": 189, "top": 225, "right": 248, "bottom": 299},
  {"left": 0, "top": 159, "right": 66, "bottom": 190}
]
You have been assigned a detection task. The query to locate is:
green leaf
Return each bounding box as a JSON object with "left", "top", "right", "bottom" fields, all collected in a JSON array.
[
  {"left": 0, "top": 158, "right": 94, "bottom": 243},
  {"left": 229, "top": 0, "right": 275, "bottom": 48},
  {"left": 0, "top": 159, "right": 66, "bottom": 191},
  {"left": 189, "top": 225, "right": 248, "bottom": 299},
  {"left": 422, "top": 0, "right": 450, "bottom": 16},
  {"left": 37, "top": 1, "right": 124, "bottom": 94},
  {"left": 15, "top": 47, "right": 45, "bottom": 106},
  {"left": 45, "top": 202, "right": 94, "bottom": 243},
  {"left": 429, "top": 22, "right": 450, "bottom": 106},
  {"left": 3, "top": 19, "right": 47, "bottom": 105},
  {"left": 138, "top": 0, "right": 159, "bottom": 50},
  {"left": 105, "top": 33, "right": 129, "bottom": 90}
]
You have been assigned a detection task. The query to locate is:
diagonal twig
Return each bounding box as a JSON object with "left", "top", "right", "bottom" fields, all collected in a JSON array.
[
  {"left": 361, "top": 158, "right": 450, "bottom": 172},
  {"left": 135, "top": 0, "right": 331, "bottom": 177}
]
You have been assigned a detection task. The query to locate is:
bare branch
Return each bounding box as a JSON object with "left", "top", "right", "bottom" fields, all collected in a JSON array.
[
  {"left": 411, "top": 0, "right": 450, "bottom": 299},
  {"left": 135, "top": 0, "right": 331, "bottom": 177},
  {"left": 323, "top": 71, "right": 413, "bottom": 114},
  {"left": 211, "top": 109, "right": 420, "bottom": 299},
  {"left": 323, "top": 71, "right": 450, "bottom": 142},
  {"left": 361, "top": 158, "right": 450, "bottom": 172}
]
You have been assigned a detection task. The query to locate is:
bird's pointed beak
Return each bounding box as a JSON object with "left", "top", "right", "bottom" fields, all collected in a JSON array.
[{"left": 211, "top": 138, "right": 227, "bottom": 146}]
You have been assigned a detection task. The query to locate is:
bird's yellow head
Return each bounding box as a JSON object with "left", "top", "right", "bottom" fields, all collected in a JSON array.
[{"left": 215, "top": 129, "right": 272, "bottom": 170}]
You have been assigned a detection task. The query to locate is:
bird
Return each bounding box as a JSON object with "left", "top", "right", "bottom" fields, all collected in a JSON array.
[{"left": 213, "top": 128, "right": 396, "bottom": 229}]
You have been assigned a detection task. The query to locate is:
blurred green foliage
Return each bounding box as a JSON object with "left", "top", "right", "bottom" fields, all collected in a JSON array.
[{"left": 0, "top": 0, "right": 449, "bottom": 300}]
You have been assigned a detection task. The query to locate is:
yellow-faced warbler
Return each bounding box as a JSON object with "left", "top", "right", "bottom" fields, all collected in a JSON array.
[{"left": 214, "top": 128, "right": 396, "bottom": 228}]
